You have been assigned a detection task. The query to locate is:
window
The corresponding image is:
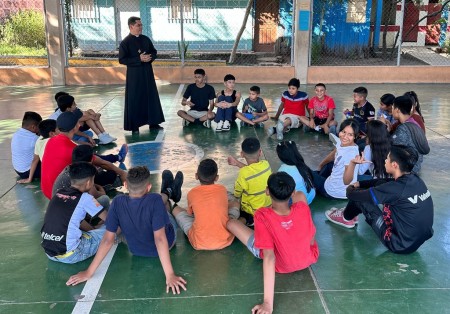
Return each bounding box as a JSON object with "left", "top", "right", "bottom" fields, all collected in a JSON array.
[
  {"left": 72, "top": 0, "right": 99, "bottom": 22},
  {"left": 346, "top": 0, "right": 367, "bottom": 23},
  {"left": 168, "top": 0, "right": 198, "bottom": 23}
]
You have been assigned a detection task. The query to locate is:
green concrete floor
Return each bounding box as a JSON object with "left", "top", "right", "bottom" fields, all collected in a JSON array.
[{"left": 1, "top": 83, "right": 450, "bottom": 314}]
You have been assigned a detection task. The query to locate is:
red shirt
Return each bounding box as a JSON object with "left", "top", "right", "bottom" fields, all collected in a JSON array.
[
  {"left": 254, "top": 202, "right": 319, "bottom": 273},
  {"left": 308, "top": 95, "right": 336, "bottom": 119},
  {"left": 41, "top": 134, "right": 77, "bottom": 199},
  {"left": 281, "top": 91, "right": 309, "bottom": 117}
]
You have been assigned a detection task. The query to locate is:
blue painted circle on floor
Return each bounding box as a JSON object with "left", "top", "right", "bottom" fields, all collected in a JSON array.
[{"left": 127, "top": 141, "right": 204, "bottom": 173}]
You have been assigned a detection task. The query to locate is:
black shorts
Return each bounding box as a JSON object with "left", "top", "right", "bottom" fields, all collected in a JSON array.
[{"left": 313, "top": 117, "right": 328, "bottom": 126}]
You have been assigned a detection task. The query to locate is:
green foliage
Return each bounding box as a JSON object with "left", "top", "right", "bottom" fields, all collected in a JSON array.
[
  {"left": 64, "top": 0, "right": 79, "bottom": 57},
  {"left": 177, "top": 41, "right": 190, "bottom": 59},
  {"left": 0, "top": 44, "right": 46, "bottom": 56},
  {"left": 310, "top": 38, "right": 323, "bottom": 64},
  {"left": 0, "top": 10, "right": 45, "bottom": 48}
]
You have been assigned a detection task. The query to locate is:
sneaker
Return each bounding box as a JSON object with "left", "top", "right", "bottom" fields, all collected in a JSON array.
[
  {"left": 118, "top": 162, "right": 127, "bottom": 170},
  {"left": 105, "top": 133, "right": 117, "bottom": 142},
  {"left": 325, "top": 208, "right": 356, "bottom": 228},
  {"left": 257, "top": 122, "right": 264, "bottom": 128},
  {"left": 203, "top": 119, "right": 211, "bottom": 128},
  {"left": 161, "top": 170, "right": 174, "bottom": 198},
  {"left": 266, "top": 126, "right": 276, "bottom": 137},
  {"left": 216, "top": 120, "right": 224, "bottom": 132},
  {"left": 117, "top": 144, "right": 128, "bottom": 163},
  {"left": 171, "top": 171, "right": 184, "bottom": 203},
  {"left": 182, "top": 119, "right": 190, "bottom": 127},
  {"left": 98, "top": 133, "right": 114, "bottom": 145},
  {"left": 222, "top": 120, "right": 231, "bottom": 131},
  {"left": 353, "top": 215, "right": 359, "bottom": 224},
  {"left": 104, "top": 176, "right": 123, "bottom": 191}
]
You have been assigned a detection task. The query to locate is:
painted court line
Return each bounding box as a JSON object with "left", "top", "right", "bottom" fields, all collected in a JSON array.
[
  {"left": 309, "top": 267, "right": 330, "bottom": 314},
  {"left": 71, "top": 243, "right": 118, "bottom": 314},
  {"left": 2, "top": 287, "right": 450, "bottom": 307}
]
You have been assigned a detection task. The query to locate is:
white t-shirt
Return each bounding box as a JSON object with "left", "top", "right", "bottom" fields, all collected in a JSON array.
[
  {"left": 11, "top": 128, "right": 39, "bottom": 172},
  {"left": 34, "top": 136, "right": 50, "bottom": 161},
  {"left": 324, "top": 144, "right": 360, "bottom": 199},
  {"left": 359, "top": 145, "right": 374, "bottom": 175},
  {"left": 48, "top": 109, "right": 62, "bottom": 120}
]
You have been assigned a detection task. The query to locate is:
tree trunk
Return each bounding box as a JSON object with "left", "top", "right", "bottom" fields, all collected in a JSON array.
[{"left": 229, "top": 0, "right": 253, "bottom": 64}]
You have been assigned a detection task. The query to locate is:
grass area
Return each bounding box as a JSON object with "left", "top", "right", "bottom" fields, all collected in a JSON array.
[{"left": 0, "top": 44, "right": 46, "bottom": 56}]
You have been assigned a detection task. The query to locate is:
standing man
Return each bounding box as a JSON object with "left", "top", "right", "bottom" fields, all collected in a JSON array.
[{"left": 119, "top": 16, "right": 165, "bottom": 133}]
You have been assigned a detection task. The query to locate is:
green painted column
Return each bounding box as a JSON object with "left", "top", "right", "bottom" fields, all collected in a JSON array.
[
  {"left": 294, "top": 0, "right": 312, "bottom": 83},
  {"left": 43, "top": 0, "right": 66, "bottom": 86}
]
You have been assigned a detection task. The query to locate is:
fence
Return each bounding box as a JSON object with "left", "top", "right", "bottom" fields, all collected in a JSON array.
[
  {"left": 0, "top": 0, "right": 448, "bottom": 69},
  {"left": 311, "top": 0, "right": 450, "bottom": 66},
  {"left": 63, "top": 0, "right": 294, "bottom": 67}
]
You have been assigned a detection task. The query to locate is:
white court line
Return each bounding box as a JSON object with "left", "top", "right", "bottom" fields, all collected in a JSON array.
[
  {"left": 71, "top": 244, "right": 118, "bottom": 314},
  {"left": 309, "top": 267, "right": 331, "bottom": 314}
]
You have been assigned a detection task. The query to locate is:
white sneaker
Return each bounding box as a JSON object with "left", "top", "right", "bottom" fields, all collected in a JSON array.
[
  {"left": 222, "top": 120, "right": 230, "bottom": 131},
  {"left": 276, "top": 133, "right": 284, "bottom": 141},
  {"left": 216, "top": 120, "right": 224, "bottom": 132},
  {"left": 266, "top": 126, "right": 275, "bottom": 137},
  {"left": 98, "top": 133, "right": 113, "bottom": 145},
  {"left": 276, "top": 122, "right": 284, "bottom": 140},
  {"left": 182, "top": 119, "right": 190, "bottom": 126},
  {"left": 203, "top": 119, "right": 211, "bottom": 128},
  {"left": 104, "top": 133, "right": 117, "bottom": 142}
]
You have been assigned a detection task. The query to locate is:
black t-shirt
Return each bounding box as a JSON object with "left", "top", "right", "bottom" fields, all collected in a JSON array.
[
  {"left": 348, "top": 174, "right": 434, "bottom": 253},
  {"left": 41, "top": 187, "right": 103, "bottom": 256},
  {"left": 183, "top": 83, "right": 216, "bottom": 111},
  {"left": 352, "top": 101, "right": 375, "bottom": 134}
]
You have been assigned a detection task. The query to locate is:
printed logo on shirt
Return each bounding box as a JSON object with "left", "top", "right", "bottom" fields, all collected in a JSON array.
[
  {"left": 41, "top": 232, "right": 65, "bottom": 242},
  {"left": 407, "top": 190, "right": 431, "bottom": 204},
  {"left": 281, "top": 220, "right": 293, "bottom": 230},
  {"left": 56, "top": 193, "right": 77, "bottom": 202}
]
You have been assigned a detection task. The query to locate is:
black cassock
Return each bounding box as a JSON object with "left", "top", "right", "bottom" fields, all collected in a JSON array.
[{"left": 119, "top": 34, "right": 165, "bottom": 131}]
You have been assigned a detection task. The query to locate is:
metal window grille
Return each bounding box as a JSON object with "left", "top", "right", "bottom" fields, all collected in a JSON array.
[
  {"left": 168, "top": 0, "right": 198, "bottom": 23},
  {"left": 72, "top": 0, "right": 100, "bottom": 22}
]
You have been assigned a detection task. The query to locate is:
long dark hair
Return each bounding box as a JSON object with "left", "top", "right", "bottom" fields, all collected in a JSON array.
[
  {"left": 366, "top": 120, "right": 390, "bottom": 178},
  {"left": 404, "top": 91, "right": 424, "bottom": 122},
  {"left": 276, "top": 141, "right": 314, "bottom": 192}
]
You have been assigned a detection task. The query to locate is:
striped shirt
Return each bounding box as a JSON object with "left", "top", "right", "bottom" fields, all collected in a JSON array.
[
  {"left": 234, "top": 160, "right": 272, "bottom": 215},
  {"left": 281, "top": 90, "right": 309, "bottom": 117}
]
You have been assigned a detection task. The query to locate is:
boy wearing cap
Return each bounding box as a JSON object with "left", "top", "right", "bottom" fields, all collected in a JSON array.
[
  {"left": 53, "top": 92, "right": 116, "bottom": 145},
  {"left": 41, "top": 111, "right": 127, "bottom": 199}
]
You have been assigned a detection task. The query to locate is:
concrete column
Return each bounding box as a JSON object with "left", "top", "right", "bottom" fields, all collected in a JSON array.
[
  {"left": 44, "top": 0, "right": 66, "bottom": 86},
  {"left": 294, "top": 0, "right": 312, "bottom": 83}
]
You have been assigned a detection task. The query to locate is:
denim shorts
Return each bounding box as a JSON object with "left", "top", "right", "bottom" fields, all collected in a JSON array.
[
  {"left": 72, "top": 130, "right": 94, "bottom": 142},
  {"left": 246, "top": 234, "right": 261, "bottom": 259},
  {"left": 46, "top": 226, "right": 106, "bottom": 264}
]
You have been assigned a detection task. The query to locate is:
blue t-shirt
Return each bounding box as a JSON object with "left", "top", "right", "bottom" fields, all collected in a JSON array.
[
  {"left": 106, "top": 193, "right": 175, "bottom": 257},
  {"left": 278, "top": 164, "right": 316, "bottom": 205}
]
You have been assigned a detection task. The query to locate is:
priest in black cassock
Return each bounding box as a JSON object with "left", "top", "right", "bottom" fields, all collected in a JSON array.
[{"left": 119, "top": 16, "right": 165, "bottom": 133}]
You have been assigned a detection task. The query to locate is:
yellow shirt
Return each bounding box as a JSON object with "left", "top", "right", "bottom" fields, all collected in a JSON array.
[{"left": 234, "top": 160, "right": 272, "bottom": 215}]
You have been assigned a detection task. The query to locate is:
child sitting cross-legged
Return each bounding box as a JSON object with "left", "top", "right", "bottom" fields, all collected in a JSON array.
[
  {"left": 227, "top": 172, "right": 319, "bottom": 314},
  {"left": 66, "top": 166, "right": 187, "bottom": 294},
  {"left": 228, "top": 137, "right": 272, "bottom": 227},
  {"left": 172, "top": 159, "right": 239, "bottom": 250}
]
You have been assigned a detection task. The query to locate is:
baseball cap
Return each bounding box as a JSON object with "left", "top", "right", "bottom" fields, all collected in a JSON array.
[{"left": 57, "top": 110, "right": 83, "bottom": 132}]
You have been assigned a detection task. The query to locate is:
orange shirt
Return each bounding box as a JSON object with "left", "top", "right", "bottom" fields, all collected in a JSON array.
[{"left": 187, "top": 184, "right": 234, "bottom": 250}]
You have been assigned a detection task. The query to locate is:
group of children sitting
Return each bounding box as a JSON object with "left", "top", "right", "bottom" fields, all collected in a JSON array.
[{"left": 11, "top": 76, "right": 434, "bottom": 314}]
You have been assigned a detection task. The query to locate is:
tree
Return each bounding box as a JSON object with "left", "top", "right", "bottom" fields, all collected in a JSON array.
[
  {"left": 64, "top": 0, "right": 78, "bottom": 57},
  {"left": 229, "top": 0, "right": 253, "bottom": 64}
]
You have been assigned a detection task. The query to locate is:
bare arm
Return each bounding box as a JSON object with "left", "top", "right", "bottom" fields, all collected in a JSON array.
[
  {"left": 66, "top": 231, "right": 115, "bottom": 285},
  {"left": 318, "top": 148, "right": 336, "bottom": 170},
  {"left": 154, "top": 227, "right": 187, "bottom": 294},
  {"left": 273, "top": 103, "right": 284, "bottom": 120},
  {"left": 227, "top": 156, "right": 247, "bottom": 168},
  {"left": 17, "top": 154, "right": 40, "bottom": 184},
  {"left": 252, "top": 249, "right": 275, "bottom": 314}
]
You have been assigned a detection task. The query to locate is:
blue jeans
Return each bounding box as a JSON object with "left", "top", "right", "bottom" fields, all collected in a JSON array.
[
  {"left": 46, "top": 226, "right": 106, "bottom": 264},
  {"left": 215, "top": 107, "right": 237, "bottom": 122},
  {"left": 73, "top": 130, "right": 94, "bottom": 142},
  {"left": 312, "top": 161, "right": 334, "bottom": 198}
]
